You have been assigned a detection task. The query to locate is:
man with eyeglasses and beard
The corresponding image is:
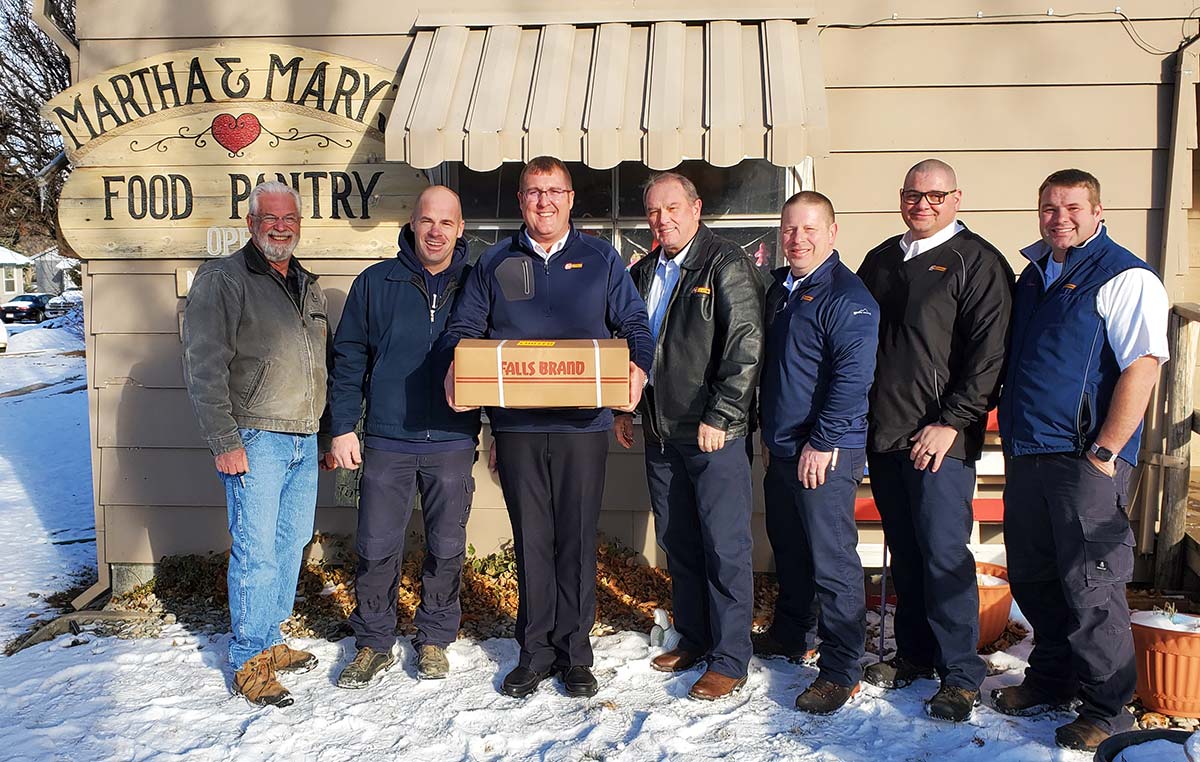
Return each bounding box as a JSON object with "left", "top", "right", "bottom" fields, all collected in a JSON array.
[
  {"left": 183, "top": 181, "right": 335, "bottom": 707},
  {"left": 856, "top": 159, "right": 1013, "bottom": 723},
  {"left": 442, "top": 156, "right": 652, "bottom": 700}
]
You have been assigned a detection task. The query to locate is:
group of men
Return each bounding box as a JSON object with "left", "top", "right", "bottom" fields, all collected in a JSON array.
[{"left": 182, "top": 155, "right": 1168, "bottom": 753}]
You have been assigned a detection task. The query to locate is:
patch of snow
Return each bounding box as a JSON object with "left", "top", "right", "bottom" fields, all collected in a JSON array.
[
  {"left": 0, "top": 342, "right": 1109, "bottom": 761},
  {"left": 1132, "top": 610, "right": 1200, "bottom": 633},
  {"left": 977, "top": 573, "right": 1007, "bottom": 587},
  {"left": 40, "top": 307, "right": 84, "bottom": 340},
  {"left": 1114, "top": 738, "right": 1187, "bottom": 762},
  {"left": 0, "top": 348, "right": 94, "bottom": 643},
  {"left": 7, "top": 324, "right": 83, "bottom": 354}
]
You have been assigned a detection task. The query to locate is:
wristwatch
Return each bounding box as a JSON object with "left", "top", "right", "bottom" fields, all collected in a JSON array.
[{"left": 1089, "top": 442, "right": 1117, "bottom": 464}]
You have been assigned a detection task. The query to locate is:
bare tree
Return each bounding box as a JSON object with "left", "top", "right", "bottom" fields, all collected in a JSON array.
[{"left": 0, "top": 0, "right": 73, "bottom": 254}]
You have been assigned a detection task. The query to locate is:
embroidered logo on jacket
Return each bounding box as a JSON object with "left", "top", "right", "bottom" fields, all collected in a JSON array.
[
  {"left": 800, "top": 294, "right": 814, "bottom": 302},
  {"left": 692, "top": 286, "right": 711, "bottom": 295},
  {"left": 1064, "top": 283, "right": 1077, "bottom": 290},
  {"left": 564, "top": 262, "right": 583, "bottom": 270},
  {"left": 928, "top": 265, "right": 947, "bottom": 272}
]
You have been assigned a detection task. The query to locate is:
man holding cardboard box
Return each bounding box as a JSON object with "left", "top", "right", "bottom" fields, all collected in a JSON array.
[
  {"left": 442, "top": 156, "right": 653, "bottom": 700},
  {"left": 616, "top": 172, "right": 764, "bottom": 700}
]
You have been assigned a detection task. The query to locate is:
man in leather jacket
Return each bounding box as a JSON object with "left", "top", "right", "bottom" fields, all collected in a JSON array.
[{"left": 616, "top": 172, "right": 764, "bottom": 700}]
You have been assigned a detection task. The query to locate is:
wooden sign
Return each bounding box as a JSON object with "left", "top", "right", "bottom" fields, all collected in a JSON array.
[{"left": 44, "top": 43, "right": 429, "bottom": 260}]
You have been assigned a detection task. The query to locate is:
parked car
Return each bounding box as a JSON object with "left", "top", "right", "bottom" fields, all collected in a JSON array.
[
  {"left": 43, "top": 289, "right": 83, "bottom": 320},
  {"left": 1, "top": 293, "right": 51, "bottom": 323},
  {"left": 0, "top": 318, "right": 7, "bottom": 353}
]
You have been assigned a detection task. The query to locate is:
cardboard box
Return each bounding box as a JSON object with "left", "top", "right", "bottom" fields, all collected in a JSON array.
[{"left": 454, "top": 338, "right": 630, "bottom": 408}]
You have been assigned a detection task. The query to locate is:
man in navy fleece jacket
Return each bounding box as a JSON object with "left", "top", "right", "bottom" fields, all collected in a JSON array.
[
  {"left": 758, "top": 191, "right": 879, "bottom": 715},
  {"left": 441, "top": 156, "right": 652, "bottom": 699}
]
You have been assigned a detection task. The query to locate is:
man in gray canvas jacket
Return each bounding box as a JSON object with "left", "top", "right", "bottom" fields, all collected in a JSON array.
[{"left": 183, "top": 180, "right": 333, "bottom": 707}]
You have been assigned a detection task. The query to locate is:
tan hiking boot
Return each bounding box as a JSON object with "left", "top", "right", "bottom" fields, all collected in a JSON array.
[
  {"left": 268, "top": 643, "right": 318, "bottom": 674},
  {"left": 417, "top": 644, "right": 450, "bottom": 680},
  {"left": 336, "top": 646, "right": 396, "bottom": 689},
  {"left": 234, "top": 651, "right": 293, "bottom": 707}
]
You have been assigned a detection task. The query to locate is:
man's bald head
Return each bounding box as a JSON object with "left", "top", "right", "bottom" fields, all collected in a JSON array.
[
  {"left": 900, "top": 158, "right": 961, "bottom": 240},
  {"left": 410, "top": 184, "right": 465, "bottom": 274},
  {"left": 904, "top": 158, "right": 957, "bottom": 189}
]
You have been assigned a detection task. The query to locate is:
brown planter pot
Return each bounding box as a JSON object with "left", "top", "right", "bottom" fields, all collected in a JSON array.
[
  {"left": 975, "top": 561, "right": 1013, "bottom": 650},
  {"left": 1132, "top": 618, "right": 1200, "bottom": 718},
  {"left": 866, "top": 562, "right": 1013, "bottom": 652}
]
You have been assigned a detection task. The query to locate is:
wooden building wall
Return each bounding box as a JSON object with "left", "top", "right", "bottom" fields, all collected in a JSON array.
[{"left": 66, "top": 2, "right": 1200, "bottom": 576}]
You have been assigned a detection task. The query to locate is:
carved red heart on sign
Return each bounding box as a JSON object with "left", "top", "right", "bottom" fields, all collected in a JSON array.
[{"left": 211, "top": 113, "right": 261, "bottom": 154}]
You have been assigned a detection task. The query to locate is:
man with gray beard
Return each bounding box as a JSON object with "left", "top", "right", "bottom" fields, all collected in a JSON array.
[{"left": 183, "top": 181, "right": 335, "bottom": 707}]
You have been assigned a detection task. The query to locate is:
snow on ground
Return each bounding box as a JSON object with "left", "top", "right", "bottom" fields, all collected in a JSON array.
[
  {"left": 0, "top": 330, "right": 1102, "bottom": 761},
  {"left": 0, "top": 326, "right": 94, "bottom": 642},
  {"left": 0, "top": 324, "right": 86, "bottom": 396}
]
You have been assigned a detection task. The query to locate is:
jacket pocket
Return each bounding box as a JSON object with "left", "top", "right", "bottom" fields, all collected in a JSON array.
[
  {"left": 241, "top": 360, "right": 271, "bottom": 408},
  {"left": 1076, "top": 390, "right": 1095, "bottom": 447},
  {"left": 495, "top": 257, "right": 535, "bottom": 302}
]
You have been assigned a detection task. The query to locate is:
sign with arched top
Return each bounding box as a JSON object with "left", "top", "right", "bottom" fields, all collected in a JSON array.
[{"left": 44, "top": 42, "right": 429, "bottom": 259}]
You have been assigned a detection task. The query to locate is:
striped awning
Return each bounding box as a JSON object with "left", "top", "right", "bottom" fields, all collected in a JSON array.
[{"left": 386, "top": 20, "right": 828, "bottom": 171}]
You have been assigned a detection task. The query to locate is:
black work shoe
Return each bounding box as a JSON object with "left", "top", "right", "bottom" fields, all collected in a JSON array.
[
  {"left": 336, "top": 646, "right": 396, "bottom": 689},
  {"left": 794, "top": 678, "right": 860, "bottom": 715},
  {"left": 1054, "top": 717, "right": 1111, "bottom": 752},
  {"left": 863, "top": 656, "right": 937, "bottom": 689},
  {"left": 501, "top": 666, "right": 552, "bottom": 699},
  {"left": 925, "top": 685, "right": 981, "bottom": 722},
  {"left": 990, "top": 682, "right": 1072, "bottom": 717},
  {"left": 751, "top": 630, "right": 813, "bottom": 664},
  {"left": 558, "top": 665, "right": 599, "bottom": 698}
]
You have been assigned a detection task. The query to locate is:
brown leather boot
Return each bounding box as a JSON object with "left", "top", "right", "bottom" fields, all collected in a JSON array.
[
  {"left": 688, "top": 669, "right": 747, "bottom": 700},
  {"left": 268, "top": 643, "right": 318, "bottom": 674},
  {"left": 794, "top": 678, "right": 860, "bottom": 715},
  {"left": 651, "top": 649, "right": 703, "bottom": 673},
  {"left": 1054, "top": 717, "right": 1111, "bottom": 752},
  {"left": 234, "top": 651, "right": 293, "bottom": 707}
]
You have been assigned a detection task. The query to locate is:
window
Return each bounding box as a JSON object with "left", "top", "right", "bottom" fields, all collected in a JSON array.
[
  {"left": 2, "top": 267, "right": 15, "bottom": 294},
  {"left": 442, "top": 159, "right": 799, "bottom": 272}
]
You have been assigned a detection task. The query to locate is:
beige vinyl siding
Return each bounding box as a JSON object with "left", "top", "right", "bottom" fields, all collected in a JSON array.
[{"left": 80, "top": 4, "right": 1200, "bottom": 576}]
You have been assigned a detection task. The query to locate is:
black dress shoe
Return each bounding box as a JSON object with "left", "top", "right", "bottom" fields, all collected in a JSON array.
[
  {"left": 501, "top": 666, "right": 551, "bottom": 698},
  {"left": 558, "top": 665, "right": 599, "bottom": 697}
]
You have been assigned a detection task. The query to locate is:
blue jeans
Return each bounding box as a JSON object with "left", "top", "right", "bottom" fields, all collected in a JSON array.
[{"left": 221, "top": 428, "right": 318, "bottom": 670}]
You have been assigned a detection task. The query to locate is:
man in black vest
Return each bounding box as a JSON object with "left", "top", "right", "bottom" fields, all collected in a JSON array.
[
  {"left": 616, "top": 172, "right": 764, "bottom": 700},
  {"left": 996, "top": 169, "right": 1169, "bottom": 752},
  {"left": 857, "top": 159, "right": 1013, "bottom": 722}
]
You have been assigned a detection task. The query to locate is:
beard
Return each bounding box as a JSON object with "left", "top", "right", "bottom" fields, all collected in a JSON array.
[{"left": 253, "top": 231, "right": 299, "bottom": 262}]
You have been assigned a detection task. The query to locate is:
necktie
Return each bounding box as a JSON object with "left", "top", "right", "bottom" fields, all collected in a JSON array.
[{"left": 649, "top": 261, "right": 679, "bottom": 343}]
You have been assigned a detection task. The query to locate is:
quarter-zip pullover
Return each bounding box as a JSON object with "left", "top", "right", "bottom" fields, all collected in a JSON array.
[
  {"left": 441, "top": 226, "right": 653, "bottom": 433},
  {"left": 760, "top": 254, "right": 879, "bottom": 458},
  {"left": 857, "top": 224, "right": 1014, "bottom": 461}
]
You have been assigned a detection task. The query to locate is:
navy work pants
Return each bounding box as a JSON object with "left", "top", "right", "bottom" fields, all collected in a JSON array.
[
  {"left": 764, "top": 448, "right": 867, "bottom": 687},
  {"left": 867, "top": 450, "right": 986, "bottom": 691},
  {"left": 494, "top": 430, "right": 609, "bottom": 672},
  {"left": 1003, "top": 453, "right": 1137, "bottom": 733},
  {"left": 349, "top": 447, "right": 476, "bottom": 652},
  {"left": 645, "top": 437, "right": 755, "bottom": 679}
]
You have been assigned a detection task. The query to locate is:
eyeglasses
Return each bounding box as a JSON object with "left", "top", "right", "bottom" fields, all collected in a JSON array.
[
  {"left": 254, "top": 214, "right": 300, "bottom": 226},
  {"left": 901, "top": 189, "right": 956, "bottom": 206},
  {"left": 520, "top": 188, "right": 572, "bottom": 202}
]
